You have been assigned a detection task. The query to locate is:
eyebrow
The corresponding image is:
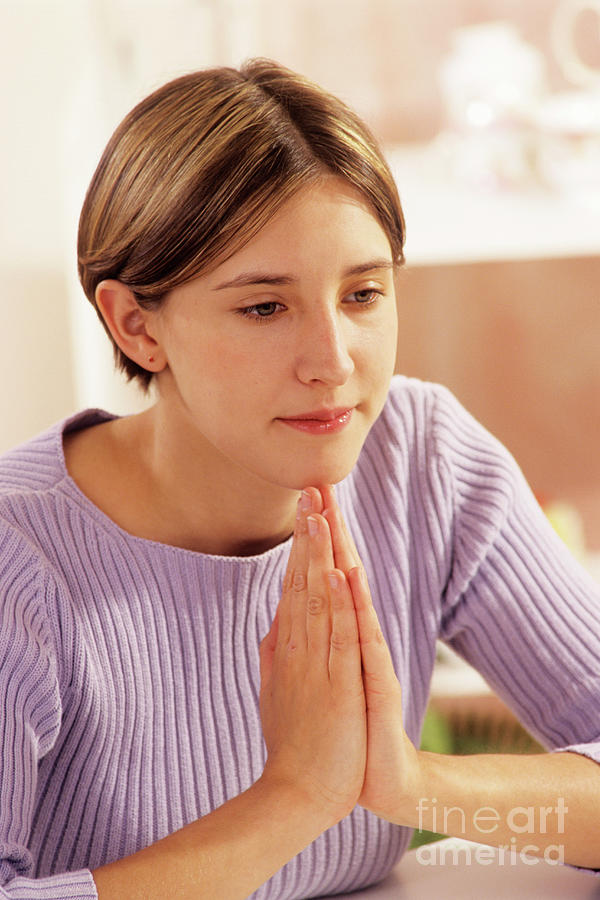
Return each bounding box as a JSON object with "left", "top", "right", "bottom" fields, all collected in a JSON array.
[{"left": 213, "top": 258, "right": 394, "bottom": 291}]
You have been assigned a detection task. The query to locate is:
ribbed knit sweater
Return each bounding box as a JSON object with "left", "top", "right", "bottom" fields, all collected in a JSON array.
[{"left": 0, "top": 376, "right": 599, "bottom": 899}]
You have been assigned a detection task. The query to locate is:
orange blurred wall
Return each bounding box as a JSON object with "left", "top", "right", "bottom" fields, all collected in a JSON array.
[{"left": 395, "top": 256, "right": 600, "bottom": 551}]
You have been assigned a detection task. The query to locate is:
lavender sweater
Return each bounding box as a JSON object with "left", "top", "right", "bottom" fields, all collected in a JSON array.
[{"left": 1, "top": 376, "right": 599, "bottom": 899}]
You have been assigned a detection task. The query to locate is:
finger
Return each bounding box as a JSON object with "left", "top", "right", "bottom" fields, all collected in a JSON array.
[
  {"left": 282, "top": 487, "right": 324, "bottom": 653},
  {"left": 259, "top": 608, "right": 279, "bottom": 685},
  {"left": 283, "top": 487, "right": 323, "bottom": 591},
  {"left": 305, "top": 513, "right": 336, "bottom": 663},
  {"left": 327, "top": 569, "right": 362, "bottom": 684},
  {"left": 284, "top": 493, "right": 307, "bottom": 580},
  {"left": 348, "top": 565, "right": 385, "bottom": 651},
  {"left": 306, "top": 486, "right": 324, "bottom": 516},
  {"left": 319, "top": 483, "right": 337, "bottom": 510},
  {"left": 348, "top": 566, "right": 399, "bottom": 700},
  {"left": 321, "top": 485, "right": 360, "bottom": 573},
  {"left": 263, "top": 607, "right": 280, "bottom": 652},
  {"left": 277, "top": 494, "right": 305, "bottom": 650}
]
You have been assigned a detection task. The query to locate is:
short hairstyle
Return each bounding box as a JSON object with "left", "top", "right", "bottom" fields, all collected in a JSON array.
[{"left": 78, "top": 58, "right": 406, "bottom": 390}]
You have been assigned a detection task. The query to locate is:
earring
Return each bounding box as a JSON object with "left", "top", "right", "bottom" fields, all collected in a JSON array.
[{"left": 148, "top": 355, "right": 155, "bottom": 364}]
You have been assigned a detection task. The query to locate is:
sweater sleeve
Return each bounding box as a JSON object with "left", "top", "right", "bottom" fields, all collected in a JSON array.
[
  {"left": 0, "top": 524, "right": 98, "bottom": 899},
  {"left": 432, "top": 385, "right": 600, "bottom": 765}
]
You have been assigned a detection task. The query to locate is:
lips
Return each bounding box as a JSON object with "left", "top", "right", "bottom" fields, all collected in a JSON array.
[
  {"left": 276, "top": 407, "right": 354, "bottom": 434},
  {"left": 283, "top": 407, "right": 353, "bottom": 422}
]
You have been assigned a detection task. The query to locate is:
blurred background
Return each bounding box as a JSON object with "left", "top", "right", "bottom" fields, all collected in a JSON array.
[
  {"left": 2, "top": 0, "right": 600, "bottom": 797},
  {"left": 1, "top": 0, "right": 599, "bottom": 558}
]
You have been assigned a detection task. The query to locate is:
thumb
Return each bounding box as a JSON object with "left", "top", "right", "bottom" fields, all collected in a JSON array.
[{"left": 347, "top": 567, "right": 401, "bottom": 710}]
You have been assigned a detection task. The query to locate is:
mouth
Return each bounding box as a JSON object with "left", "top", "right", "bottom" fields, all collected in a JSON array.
[{"left": 276, "top": 407, "right": 354, "bottom": 434}]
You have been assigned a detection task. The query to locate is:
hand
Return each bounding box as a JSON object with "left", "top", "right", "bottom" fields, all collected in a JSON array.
[
  {"left": 320, "top": 485, "right": 421, "bottom": 824},
  {"left": 259, "top": 488, "right": 367, "bottom": 830}
]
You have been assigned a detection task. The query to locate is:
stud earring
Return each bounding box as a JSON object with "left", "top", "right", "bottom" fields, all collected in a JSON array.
[{"left": 148, "top": 355, "right": 155, "bottom": 364}]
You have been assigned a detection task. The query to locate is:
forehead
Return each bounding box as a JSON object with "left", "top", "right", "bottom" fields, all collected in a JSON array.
[{"left": 206, "top": 178, "right": 392, "bottom": 284}]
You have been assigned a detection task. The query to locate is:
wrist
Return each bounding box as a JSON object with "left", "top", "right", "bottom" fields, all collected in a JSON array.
[
  {"left": 368, "top": 746, "right": 429, "bottom": 827},
  {"left": 401, "top": 749, "right": 441, "bottom": 827},
  {"left": 257, "top": 766, "right": 349, "bottom": 836}
]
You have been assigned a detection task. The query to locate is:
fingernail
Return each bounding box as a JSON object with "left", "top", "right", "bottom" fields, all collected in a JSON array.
[
  {"left": 328, "top": 571, "right": 340, "bottom": 591},
  {"left": 300, "top": 490, "right": 312, "bottom": 512},
  {"left": 307, "top": 516, "right": 318, "bottom": 537}
]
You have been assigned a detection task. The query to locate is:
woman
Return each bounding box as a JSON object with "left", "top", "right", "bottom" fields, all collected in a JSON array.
[{"left": 1, "top": 59, "right": 599, "bottom": 900}]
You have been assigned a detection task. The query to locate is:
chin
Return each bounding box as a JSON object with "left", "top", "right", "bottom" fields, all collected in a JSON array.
[{"left": 279, "top": 456, "right": 360, "bottom": 492}]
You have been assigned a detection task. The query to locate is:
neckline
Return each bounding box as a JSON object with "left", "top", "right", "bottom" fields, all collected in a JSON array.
[{"left": 56, "top": 408, "right": 294, "bottom": 565}]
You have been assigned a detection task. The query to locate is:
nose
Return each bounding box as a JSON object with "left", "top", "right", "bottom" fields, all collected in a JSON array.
[{"left": 294, "top": 307, "right": 354, "bottom": 387}]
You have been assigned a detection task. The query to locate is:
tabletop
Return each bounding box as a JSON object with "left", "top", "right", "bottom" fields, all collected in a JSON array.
[{"left": 318, "top": 838, "right": 600, "bottom": 899}]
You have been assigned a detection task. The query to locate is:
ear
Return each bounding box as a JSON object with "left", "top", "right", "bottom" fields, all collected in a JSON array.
[{"left": 95, "top": 280, "right": 165, "bottom": 373}]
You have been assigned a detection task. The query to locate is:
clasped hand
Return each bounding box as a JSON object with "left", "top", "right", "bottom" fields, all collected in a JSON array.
[{"left": 259, "top": 485, "right": 419, "bottom": 830}]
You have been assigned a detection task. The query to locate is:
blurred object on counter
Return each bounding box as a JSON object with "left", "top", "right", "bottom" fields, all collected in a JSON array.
[
  {"left": 429, "top": 642, "right": 491, "bottom": 698},
  {"left": 414, "top": 661, "right": 543, "bottom": 850},
  {"left": 428, "top": 643, "right": 542, "bottom": 765},
  {"left": 586, "top": 554, "right": 600, "bottom": 581},
  {"left": 438, "top": 21, "right": 546, "bottom": 188},
  {"left": 386, "top": 141, "right": 600, "bottom": 262},
  {"left": 435, "top": 10, "right": 600, "bottom": 203},
  {"left": 535, "top": 90, "right": 600, "bottom": 203},
  {"left": 537, "top": 0, "right": 600, "bottom": 203},
  {"left": 429, "top": 693, "right": 543, "bottom": 756},
  {"left": 551, "top": 0, "right": 600, "bottom": 88},
  {"left": 539, "top": 495, "right": 587, "bottom": 558}
]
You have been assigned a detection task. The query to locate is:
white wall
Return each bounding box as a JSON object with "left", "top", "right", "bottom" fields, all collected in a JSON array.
[{"left": 0, "top": 0, "right": 221, "bottom": 452}]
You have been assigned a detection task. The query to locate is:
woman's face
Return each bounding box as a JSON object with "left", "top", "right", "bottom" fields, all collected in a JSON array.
[{"left": 151, "top": 177, "right": 399, "bottom": 490}]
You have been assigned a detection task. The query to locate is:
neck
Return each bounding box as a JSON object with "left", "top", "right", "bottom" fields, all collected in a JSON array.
[{"left": 128, "top": 400, "right": 300, "bottom": 557}]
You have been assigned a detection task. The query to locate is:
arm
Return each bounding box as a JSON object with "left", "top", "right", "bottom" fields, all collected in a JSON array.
[
  {"left": 319, "top": 484, "right": 600, "bottom": 870},
  {"left": 0, "top": 548, "right": 97, "bottom": 900},
  {"left": 92, "top": 778, "right": 333, "bottom": 900},
  {"left": 404, "top": 749, "right": 600, "bottom": 867}
]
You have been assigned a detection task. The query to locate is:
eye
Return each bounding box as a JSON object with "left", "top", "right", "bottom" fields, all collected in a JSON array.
[
  {"left": 237, "top": 301, "right": 285, "bottom": 322},
  {"left": 345, "top": 289, "right": 381, "bottom": 306}
]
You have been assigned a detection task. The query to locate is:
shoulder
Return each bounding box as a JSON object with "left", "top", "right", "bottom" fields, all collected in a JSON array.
[
  {"left": 377, "top": 375, "right": 498, "bottom": 440},
  {"left": 0, "top": 409, "right": 114, "bottom": 497},
  {"left": 348, "top": 376, "right": 456, "bottom": 523},
  {"left": 377, "top": 373, "right": 441, "bottom": 425},
  {"left": 0, "top": 517, "right": 64, "bottom": 753},
  {"left": 377, "top": 376, "right": 517, "bottom": 480},
  {"left": 0, "top": 516, "right": 55, "bottom": 618},
  {"left": 364, "top": 374, "right": 464, "bottom": 469},
  {"left": 372, "top": 375, "right": 467, "bottom": 444},
  {"left": 353, "top": 375, "right": 522, "bottom": 540},
  {"left": 0, "top": 409, "right": 116, "bottom": 572}
]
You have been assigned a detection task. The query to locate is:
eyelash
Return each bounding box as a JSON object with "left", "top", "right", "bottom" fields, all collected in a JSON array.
[
  {"left": 237, "top": 302, "right": 286, "bottom": 323},
  {"left": 237, "top": 290, "right": 382, "bottom": 324}
]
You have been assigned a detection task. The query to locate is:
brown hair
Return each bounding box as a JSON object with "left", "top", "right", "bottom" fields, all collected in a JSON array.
[{"left": 78, "top": 58, "right": 405, "bottom": 390}]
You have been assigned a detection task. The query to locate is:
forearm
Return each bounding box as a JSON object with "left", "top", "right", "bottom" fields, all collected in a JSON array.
[
  {"left": 92, "top": 775, "right": 331, "bottom": 900},
  {"left": 398, "top": 749, "right": 600, "bottom": 868}
]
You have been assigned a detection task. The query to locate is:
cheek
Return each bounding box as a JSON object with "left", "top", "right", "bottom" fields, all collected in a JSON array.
[
  {"left": 224, "top": 335, "right": 288, "bottom": 377},
  {"left": 380, "top": 308, "right": 399, "bottom": 366},
  {"left": 361, "top": 316, "right": 398, "bottom": 367},
  {"left": 197, "top": 338, "right": 281, "bottom": 406}
]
